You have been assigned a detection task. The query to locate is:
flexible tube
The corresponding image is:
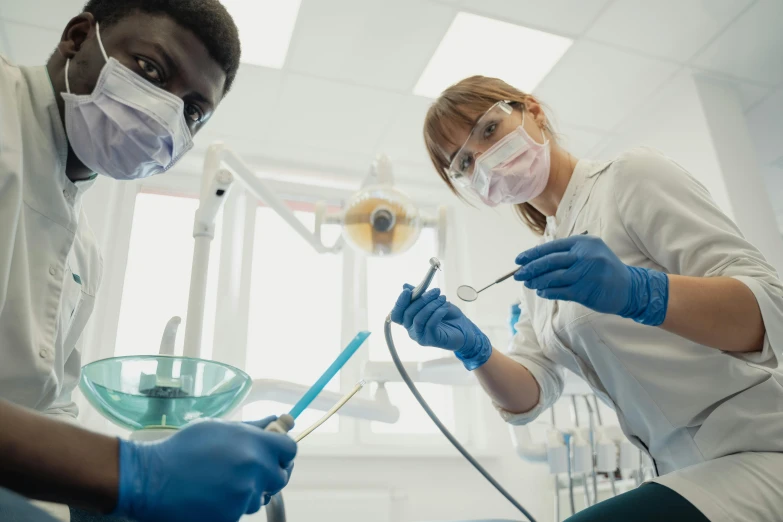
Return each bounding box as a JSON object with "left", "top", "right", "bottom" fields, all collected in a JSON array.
[
  {"left": 384, "top": 314, "right": 537, "bottom": 522},
  {"left": 294, "top": 381, "right": 366, "bottom": 443}
]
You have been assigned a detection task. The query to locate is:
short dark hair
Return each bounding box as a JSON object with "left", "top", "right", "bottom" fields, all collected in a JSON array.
[{"left": 82, "top": 0, "right": 241, "bottom": 93}]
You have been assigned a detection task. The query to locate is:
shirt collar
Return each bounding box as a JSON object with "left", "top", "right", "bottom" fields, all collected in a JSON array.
[
  {"left": 545, "top": 159, "right": 612, "bottom": 240},
  {"left": 20, "top": 66, "right": 94, "bottom": 225},
  {"left": 38, "top": 66, "right": 98, "bottom": 196},
  {"left": 26, "top": 66, "right": 70, "bottom": 173}
]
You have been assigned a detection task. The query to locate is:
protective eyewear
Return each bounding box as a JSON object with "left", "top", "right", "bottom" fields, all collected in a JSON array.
[{"left": 447, "top": 101, "right": 519, "bottom": 190}]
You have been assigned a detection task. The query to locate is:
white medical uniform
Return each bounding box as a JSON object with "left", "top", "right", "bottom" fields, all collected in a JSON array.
[
  {"left": 501, "top": 147, "right": 783, "bottom": 522},
  {"left": 0, "top": 55, "right": 102, "bottom": 422}
]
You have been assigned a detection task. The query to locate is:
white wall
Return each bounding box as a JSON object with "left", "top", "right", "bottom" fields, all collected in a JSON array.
[
  {"left": 746, "top": 88, "right": 783, "bottom": 230},
  {"left": 595, "top": 70, "right": 783, "bottom": 273},
  {"left": 595, "top": 70, "right": 730, "bottom": 215}
]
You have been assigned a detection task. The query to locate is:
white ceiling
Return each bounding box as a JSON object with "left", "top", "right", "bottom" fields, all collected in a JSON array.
[{"left": 0, "top": 0, "right": 781, "bottom": 187}]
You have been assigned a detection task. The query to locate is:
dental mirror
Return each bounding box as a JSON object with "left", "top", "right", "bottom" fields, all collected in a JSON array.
[
  {"left": 458, "top": 267, "right": 520, "bottom": 302},
  {"left": 457, "top": 286, "right": 479, "bottom": 302}
]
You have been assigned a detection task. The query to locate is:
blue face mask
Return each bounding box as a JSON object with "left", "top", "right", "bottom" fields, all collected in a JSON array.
[{"left": 61, "top": 23, "right": 193, "bottom": 180}]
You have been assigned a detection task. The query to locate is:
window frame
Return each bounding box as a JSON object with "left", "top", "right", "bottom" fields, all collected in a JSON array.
[{"left": 90, "top": 167, "right": 494, "bottom": 457}]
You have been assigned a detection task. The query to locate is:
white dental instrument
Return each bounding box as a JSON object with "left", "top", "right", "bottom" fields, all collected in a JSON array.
[{"left": 294, "top": 380, "right": 366, "bottom": 443}]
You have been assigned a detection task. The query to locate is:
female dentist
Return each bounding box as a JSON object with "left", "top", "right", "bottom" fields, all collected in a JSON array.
[{"left": 391, "top": 75, "right": 783, "bottom": 522}]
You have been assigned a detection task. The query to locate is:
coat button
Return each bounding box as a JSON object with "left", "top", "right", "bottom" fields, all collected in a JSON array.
[
  {"left": 49, "top": 266, "right": 57, "bottom": 276},
  {"left": 39, "top": 348, "right": 52, "bottom": 359}
]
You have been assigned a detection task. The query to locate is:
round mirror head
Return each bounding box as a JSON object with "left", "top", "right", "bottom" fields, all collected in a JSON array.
[{"left": 457, "top": 285, "right": 478, "bottom": 302}]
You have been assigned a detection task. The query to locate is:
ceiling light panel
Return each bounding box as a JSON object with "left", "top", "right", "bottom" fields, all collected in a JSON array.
[
  {"left": 221, "top": 0, "right": 302, "bottom": 69},
  {"left": 414, "top": 12, "right": 573, "bottom": 98}
]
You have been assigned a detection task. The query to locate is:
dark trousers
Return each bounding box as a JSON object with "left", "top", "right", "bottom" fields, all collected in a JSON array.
[{"left": 565, "top": 483, "right": 710, "bottom": 522}]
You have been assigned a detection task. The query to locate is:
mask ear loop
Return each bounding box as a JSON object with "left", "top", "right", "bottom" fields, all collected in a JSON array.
[
  {"left": 95, "top": 23, "right": 110, "bottom": 63},
  {"left": 64, "top": 22, "right": 109, "bottom": 95},
  {"left": 521, "top": 107, "right": 549, "bottom": 146},
  {"left": 64, "top": 59, "right": 72, "bottom": 94}
]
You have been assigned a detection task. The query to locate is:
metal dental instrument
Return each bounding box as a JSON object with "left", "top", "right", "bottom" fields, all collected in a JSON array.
[
  {"left": 584, "top": 395, "right": 599, "bottom": 507},
  {"left": 457, "top": 267, "right": 520, "bottom": 302},
  {"left": 572, "top": 395, "right": 592, "bottom": 508},
  {"left": 294, "top": 380, "right": 366, "bottom": 443},
  {"left": 593, "top": 395, "right": 618, "bottom": 497},
  {"left": 456, "top": 231, "right": 589, "bottom": 303},
  {"left": 412, "top": 257, "right": 441, "bottom": 300},
  {"left": 551, "top": 406, "right": 563, "bottom": 521}
]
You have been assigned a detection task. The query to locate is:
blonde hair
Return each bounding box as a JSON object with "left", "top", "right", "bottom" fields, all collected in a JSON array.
[{"left": 423, "top": 75, "right": 552, "bottom": 236}]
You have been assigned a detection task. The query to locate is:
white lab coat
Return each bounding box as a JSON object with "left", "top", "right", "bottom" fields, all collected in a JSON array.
[
  {"left": 501, "top": 148, "right": 783, "bottom": 521},
  {"left": 0, "top": 55, "right": 102, "bottom": 421}
]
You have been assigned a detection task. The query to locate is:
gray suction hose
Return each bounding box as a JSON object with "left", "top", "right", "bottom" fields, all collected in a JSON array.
[{"left": 384, "top": 257, "right": 537, "bottom": 522}]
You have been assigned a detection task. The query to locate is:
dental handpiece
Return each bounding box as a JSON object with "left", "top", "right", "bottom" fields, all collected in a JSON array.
[{"left": 411, "top": 257, "right": 441, "bottom": 301}]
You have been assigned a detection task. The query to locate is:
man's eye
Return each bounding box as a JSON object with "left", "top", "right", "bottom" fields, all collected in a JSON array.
[
  {"left": 185, "top": 104, "right": 204, "bottom": 123},
  {"left": 136, "top": 58, "right": 163, "bottom": 84}
]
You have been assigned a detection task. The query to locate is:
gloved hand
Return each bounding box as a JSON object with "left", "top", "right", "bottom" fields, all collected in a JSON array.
[
  {"left": 514, "top": 235, "right": 668, "bottom": 325},
  {"left": 509, "top": 302, "right": 521, "bottom": 335},
  {"left": 114, "top": 416, "right": 297, "bottom": 522},
  {"left": 391, "top": 284, "right": 492, "bottom": 370}
]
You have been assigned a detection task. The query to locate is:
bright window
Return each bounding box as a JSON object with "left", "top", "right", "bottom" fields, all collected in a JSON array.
[
  {"left": 366, "top": 228, "right": 454, "bottom": 434},
  {"left": 243, "top": 207, "right": 343, "bottom": 433},
  {"left": 115, "top": 193, "right": 221, "bottom": 359},
  {"left": 113, "top": 187, "right": 459, "bottom": 445}
]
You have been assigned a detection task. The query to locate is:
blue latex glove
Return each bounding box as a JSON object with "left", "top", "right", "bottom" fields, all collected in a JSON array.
[
  {"left": 391, "top": 284, "right": 492, "bottom": 370},
  {"left": 514, "top": 235, "right": 669, "bottom": 326},
  {"left": 114, "top": 416, "right": 297, "bottom": 522},
  {"left": 509, "top": 302, "right": 521, "bottom": 335}
]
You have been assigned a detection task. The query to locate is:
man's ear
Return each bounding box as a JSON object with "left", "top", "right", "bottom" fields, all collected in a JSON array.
[{"left": 56, "top": 13, "right": 96, "bottom": 59}]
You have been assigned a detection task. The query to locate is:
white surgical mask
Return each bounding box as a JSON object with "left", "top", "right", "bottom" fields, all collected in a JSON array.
[
  {"left": 473, "top": 114, "right": 550, "bottom": 207},
  {"left": 61, "top": 23, "right": 193, "bottom": 180}
]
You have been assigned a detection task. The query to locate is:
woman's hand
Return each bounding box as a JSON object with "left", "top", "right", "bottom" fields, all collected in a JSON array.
[
  {"left": 514, "top": 235, "right": 669, "bottom": 326},
  {"left": 391, "top": 284, "right": 492, "bottom": 370}
]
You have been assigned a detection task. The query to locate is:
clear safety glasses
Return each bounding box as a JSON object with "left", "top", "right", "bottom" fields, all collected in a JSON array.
[{"left": 447, "top": 101, "right": 519, "bottom": 188}]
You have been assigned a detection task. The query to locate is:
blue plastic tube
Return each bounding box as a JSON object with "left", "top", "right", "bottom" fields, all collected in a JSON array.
[{"left": 288, "top": 331, "right": 371, "bottom": 419}]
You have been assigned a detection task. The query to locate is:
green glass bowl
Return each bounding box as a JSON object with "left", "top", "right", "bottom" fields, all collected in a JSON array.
[{"left": 80, "top": 355, "right": 252, "bottom": 431}]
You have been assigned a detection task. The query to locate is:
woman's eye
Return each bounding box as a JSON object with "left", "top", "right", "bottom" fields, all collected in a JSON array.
[
  {"left": 483, "top": 123, "right": 497, "bottom": 139},
  {"left": 185, "top": 104, "right": 204, "bottom": 123},
  {"left": 136, "top": 58, "right": 163, "bottom": 84}
]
